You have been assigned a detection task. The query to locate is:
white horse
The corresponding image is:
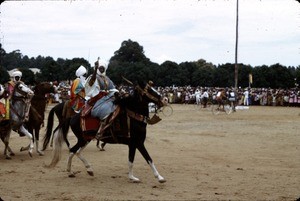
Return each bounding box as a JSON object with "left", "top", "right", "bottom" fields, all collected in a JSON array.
[{"left": 0, "top": 82, "right": 34, "bottom": 159}]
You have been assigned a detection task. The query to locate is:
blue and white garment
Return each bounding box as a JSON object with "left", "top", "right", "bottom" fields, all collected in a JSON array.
[
  {"left": 91, "top": 74, "right": 118, "bottom": 120},
  {"left": 91, "top": 91, "right": 117, "bottom": 120}
]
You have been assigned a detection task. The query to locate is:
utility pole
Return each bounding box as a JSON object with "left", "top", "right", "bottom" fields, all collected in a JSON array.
[{"left": 234, "top": 0, "right": 239, "bottom": 89}]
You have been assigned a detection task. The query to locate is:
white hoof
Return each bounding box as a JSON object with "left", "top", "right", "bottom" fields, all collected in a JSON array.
[
  {"left": 37, "top": 150, "right": 44, "bottom": 156},
  {"left": 129, "top": 175, "right": 140, "bottom": 183},
  {"left": 158, "top": 176, "right": 166, "bottom": 183}
]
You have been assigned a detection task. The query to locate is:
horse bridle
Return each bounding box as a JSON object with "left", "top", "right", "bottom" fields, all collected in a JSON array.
[
  {"left": 125, "top": 83, "right": 162, "bottom": 124},
  {"left": 135, "top": 83, "right": 161, "bottom": 105},
  {"left": 12, "top": 84, "right": 33, "bottom": 102}
]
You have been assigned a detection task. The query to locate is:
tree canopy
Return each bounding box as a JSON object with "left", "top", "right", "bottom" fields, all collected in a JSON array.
[{"left": 0, "top": 41, "right": 299, "bottom": 89}]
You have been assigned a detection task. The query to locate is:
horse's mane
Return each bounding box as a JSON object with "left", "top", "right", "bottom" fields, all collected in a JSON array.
[{"left": 12, "top": 81, "right": 23, "bottom": 96}]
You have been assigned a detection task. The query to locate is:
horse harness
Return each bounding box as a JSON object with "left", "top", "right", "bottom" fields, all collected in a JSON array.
[{"left": 126, "top": 84, "right": 162, "bottom": 124}]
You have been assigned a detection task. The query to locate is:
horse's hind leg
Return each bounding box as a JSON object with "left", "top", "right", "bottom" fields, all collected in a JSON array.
[
  {"left": 35, "top": 129, "right": 44, "bottom": 156},
  {"left": 76, "top": 146, "right": 94, "bottom": 176},
  {"left": 67, "top": 143, "right": 93, "bottom": 177},
  {"left": 67, "top": 152, "right": 76, "bottom": 177},
  {"left": 1, "top": 135, "right": 13, "bottom": 159}
]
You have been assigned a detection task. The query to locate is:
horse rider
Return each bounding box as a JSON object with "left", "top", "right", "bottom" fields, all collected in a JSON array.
[
  {"left": 69, "top": 65, "right": 87, "bottom": 113},
  {"left": 216, "top": 88, "right": 227, "bottom": 110},
  {"left": 6, "top": 70, "right": 23, "bottom": 98},
  {"left": 85, "top": 58, "right": 118, "bottom": 139},
  {"left": 0, "top": 84, "right": 8, "bottom": 120},
  {"left": 4, "top": 70, "right": 33, "bottom": 136},
  {"left": 4, "top": 70, "right": 25, "bottom": 120}
]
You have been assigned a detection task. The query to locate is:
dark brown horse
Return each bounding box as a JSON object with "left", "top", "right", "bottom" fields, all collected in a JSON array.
[
  {"left": 47, "top": 80, "right": 166, "bottom": 183},
  {"left": 22, "top": 82, "right": 55, "bottom": 155}
]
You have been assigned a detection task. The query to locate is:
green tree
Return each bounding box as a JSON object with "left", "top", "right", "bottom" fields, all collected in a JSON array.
[
  {"left": 108, "top": 39, "right": 153, "bottom": 85},
  {"left": 110, "top": 39, "right": 150, "bottom": 63},
  {"left": 19, "top": 68, "right": 35, "bottom": 85},
  {"left": 0, "top": 66, "right": 10, "bottom": 84}
]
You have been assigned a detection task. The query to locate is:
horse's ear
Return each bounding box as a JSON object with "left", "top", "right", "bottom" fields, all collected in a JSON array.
[{"left": 33, "top": 80, "right": 39, "bottom": 85}]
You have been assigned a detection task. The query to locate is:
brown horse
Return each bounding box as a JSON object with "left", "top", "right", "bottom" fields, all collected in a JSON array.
[{"left": 22, "top": 82, "right": 55, "bottom": 155}]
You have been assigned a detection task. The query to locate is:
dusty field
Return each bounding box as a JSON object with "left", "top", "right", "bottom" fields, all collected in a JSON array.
[{"left": 0, "top": 104, "right": 299, "bottom": 200}]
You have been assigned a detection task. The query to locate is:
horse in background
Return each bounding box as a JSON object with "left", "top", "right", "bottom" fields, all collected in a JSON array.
[
  {"left": 42, "top": 101, "right": 72, "bottom": 151},
  {"left": 0, "top": 82, "right": 34, "bottom": 159},
  {"left": 21, "top": 82, "right": 55, "bottom": 155},
  {"left": 47, "top": 80, "right": 166, "bottom": 183}
]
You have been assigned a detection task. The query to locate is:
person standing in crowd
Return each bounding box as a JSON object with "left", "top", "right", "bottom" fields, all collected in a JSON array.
[
  {"left": 243, "top": 88, "right": 249, "bottom": 106},
  {"left": 184, "top": 90, "right": 190, "bottom": 104},
  {"left": 69, "top": 65, "right": 87, "bottom": 113},
  {"left": 201, "top": 88, "right": 209, "bottom": 108},
  {"left": 228, "top": 88, "right": 237, "bottom": 112},
  {"left": 194, "top": 89, "right": 201, "bottom": 106}
]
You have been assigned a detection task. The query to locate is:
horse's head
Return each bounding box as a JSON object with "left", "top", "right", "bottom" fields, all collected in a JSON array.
[
  {"left": 13, "top": 82, "right": 34, "bottom": 100},
  {"left": 135, "top": 80, "right": 165, "bottom": 108},
  {"left": 33, "top": 82, "right": 56, "bottom": 95}
]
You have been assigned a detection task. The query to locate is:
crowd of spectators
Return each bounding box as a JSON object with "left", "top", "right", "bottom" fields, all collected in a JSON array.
[
  {"left": 46, "top": 81, "right": 300, "bottom": 107},
  {"left": 155, "top": 86, "right": 300, "bottom": 107},
  {"left": 46, "top": 81, "right": 70, "bottom": 104}
]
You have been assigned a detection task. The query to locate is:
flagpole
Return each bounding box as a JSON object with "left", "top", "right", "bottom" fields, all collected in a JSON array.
[{"left": 234, "top": 0, "right": 239, "bottom": 89}]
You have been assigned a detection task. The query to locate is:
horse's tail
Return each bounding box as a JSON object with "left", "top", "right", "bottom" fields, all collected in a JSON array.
[
  {"left": 42, "top": 104, "right": 56, "bottom": 151},
  {"left": 46, "top": 127, "right": 64, "bottom": 168}
]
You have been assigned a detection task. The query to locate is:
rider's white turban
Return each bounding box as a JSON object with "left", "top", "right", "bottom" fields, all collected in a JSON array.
[
  {"left": 12, "top": 70, "right": 22, "bottom": 77},
  {"left": 96, "top": 59, "right": 108, "bottom": 76},
  {"left": 98, "top": 60, "right": 107, "bottom": 70},
  {"left": 75, "top": 65, "right": 87, "bottom": 77}
]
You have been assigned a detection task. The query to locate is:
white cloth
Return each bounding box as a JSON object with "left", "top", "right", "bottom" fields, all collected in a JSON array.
[{"left": 85, "top": 75, "right": 100, "bottom": 98}]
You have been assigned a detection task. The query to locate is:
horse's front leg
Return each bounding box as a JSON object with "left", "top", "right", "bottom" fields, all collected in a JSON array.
[
  {"left": 128, "top": 145, "right": 140, "bottom": 182},
  {"left": 96, "top": 140, "right": 106, "bottom": 151},
  {"left": 19, "top": 125, "right": 34, "bottom": 157},
  {"left": 137, "top": 144, "right": 166, "bottom": 183}
]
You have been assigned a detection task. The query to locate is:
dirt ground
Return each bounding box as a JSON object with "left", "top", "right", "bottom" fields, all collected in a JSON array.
[{"left": 0, "top": 104, "right": 299, "bottom": 201}]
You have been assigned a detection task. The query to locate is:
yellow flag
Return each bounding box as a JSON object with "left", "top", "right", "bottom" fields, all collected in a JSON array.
[{"left": 249, "top": 74, "right": 253, "bottom": 84}]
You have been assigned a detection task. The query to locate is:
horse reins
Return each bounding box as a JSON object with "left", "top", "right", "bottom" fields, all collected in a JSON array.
[{"left": 126, "top": 108, "right": 148, "bottom": 124}]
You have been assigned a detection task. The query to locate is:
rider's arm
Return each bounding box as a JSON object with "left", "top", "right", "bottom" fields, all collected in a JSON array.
[{"left": 88, "top": 65, "right": 98, "bottom": 86}]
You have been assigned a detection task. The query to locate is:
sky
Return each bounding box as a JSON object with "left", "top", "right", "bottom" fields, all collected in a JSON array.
[{"left": 0, "top": 0, "right": 299, "bottom": 67}]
